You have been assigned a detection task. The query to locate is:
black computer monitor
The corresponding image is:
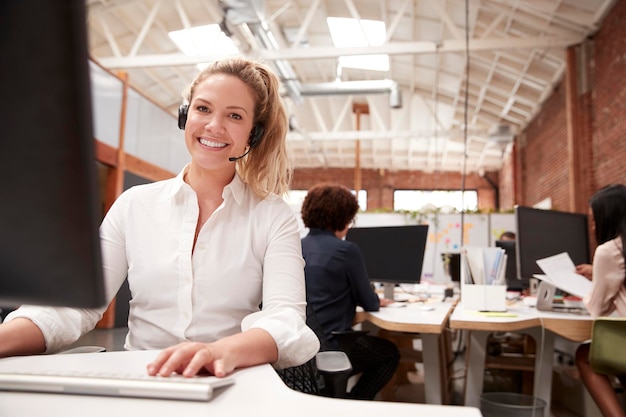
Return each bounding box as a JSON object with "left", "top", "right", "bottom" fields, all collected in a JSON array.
[
  {"left": 515, "top": 206, "right": 590, "bottom": 282},
  {"left": 0, "top": 0, "right": 106, "bottom": 308},
  {"left": 441, "top": 252, "right": 461, "bottom": 283},
  {"left": 495, "top": 240, "right": 524, "bottom": 290},
  {"left": 345, "top": 225, "right": 429, "bottom": 299}
]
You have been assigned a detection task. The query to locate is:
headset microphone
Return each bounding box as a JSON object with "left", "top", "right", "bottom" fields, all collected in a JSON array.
[
  {"left": 228, "top": 148, "right": 252, "bottom": 162},
  {"left": 228, "top": 124, "right": 264, "bottom": 162}
]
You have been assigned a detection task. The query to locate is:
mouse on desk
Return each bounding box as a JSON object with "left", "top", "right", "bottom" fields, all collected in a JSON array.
[{"left": 419, "top": 305, "right": 435, "bottom": 311}]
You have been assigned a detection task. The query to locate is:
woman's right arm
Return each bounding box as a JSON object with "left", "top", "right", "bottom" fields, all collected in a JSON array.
[
  {"left": 0, "top": 317, "right": 46, "bottom": 357},
  {"left": 0, "top": 191, "right": 132, "bottom": 357}
]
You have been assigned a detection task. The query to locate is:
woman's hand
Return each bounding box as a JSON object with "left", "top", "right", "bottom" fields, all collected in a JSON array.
[
  {"left": 146, "top": 329, "right": 278, "bottom": 378},
  {"left": 146, "top": 341, "right": 234, "bottom": 378},
  {"left": 575, "top": 263, "right": 593, "bottom": 280}
]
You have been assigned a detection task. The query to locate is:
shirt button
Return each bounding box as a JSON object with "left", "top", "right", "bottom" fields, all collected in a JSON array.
[{"left": 183, "top": 312, "right": 189, "bottom": 319}]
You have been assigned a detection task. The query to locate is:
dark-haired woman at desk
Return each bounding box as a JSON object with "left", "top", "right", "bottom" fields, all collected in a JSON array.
[
  {"left": 575, "top": 184, "right": 626, "bottom": 417},
  {"left": 0, "top": 57, "right": 318, "bottom": 377},
  {"left": 301, "top": 183, "right": 400, "bottom": 400}
]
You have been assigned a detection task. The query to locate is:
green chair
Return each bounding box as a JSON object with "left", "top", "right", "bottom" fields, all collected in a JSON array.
[{"left": 589, "top": 317, "right": 626, "bottom": 375}]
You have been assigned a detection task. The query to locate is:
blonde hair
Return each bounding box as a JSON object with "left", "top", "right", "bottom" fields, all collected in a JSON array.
[{"left": 183, "top": 57, "right": 291, "bottom": 198}]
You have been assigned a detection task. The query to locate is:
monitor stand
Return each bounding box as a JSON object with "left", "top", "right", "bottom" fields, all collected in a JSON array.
[{"left": 382, "top": 282, "right": 395, "bottom": 301}]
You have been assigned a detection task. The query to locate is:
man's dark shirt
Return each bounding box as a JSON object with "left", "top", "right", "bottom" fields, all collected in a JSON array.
[{"left": 301, "top": 228, "right": 380, "bottom": 349}]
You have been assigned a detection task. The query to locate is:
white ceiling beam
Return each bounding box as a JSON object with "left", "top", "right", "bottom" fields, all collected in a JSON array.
[
  {"left": 128, "top": 0, "right": 161, "bottom": 57},
  {"left": 332, "top": 97, "right": 354, "bottom": 132},
  {"left": 366, "top": 98, "right": 387, "bottom": 131},
  {"left": 430, "top": 0, "right": 464, "bottom": 40},
  {"left": 479, "top": 12, "right": 506, "bottom": 38},
  {"left": 385, "top": 0, "right": 411, "bottom": 42},
  {"left": 96, "top": 35, "right": 581, "bottom": 68},
  {"left": 92, "top": 15, "right": 122, "bottom": 57},
  {"left": 174, "top": 0, "right": 192, "bottom": 29},
  {"left": 289, "top": 0, "right": 321, "bottom": 48},
  {"left": 286, "top": 129, "right": 488, "bottom": 141},
  {"left": 308, "top": 100, "right": 329, "bottom": 132}
]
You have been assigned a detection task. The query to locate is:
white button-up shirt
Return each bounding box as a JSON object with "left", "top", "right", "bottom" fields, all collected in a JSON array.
[{"left": 6, "top": 166, "right": 319, "bottom": 368}]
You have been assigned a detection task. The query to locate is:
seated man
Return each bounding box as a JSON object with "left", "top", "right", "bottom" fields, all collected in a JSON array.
[{"left": 300, "top": 183, "right": 400, "bottom": 400}]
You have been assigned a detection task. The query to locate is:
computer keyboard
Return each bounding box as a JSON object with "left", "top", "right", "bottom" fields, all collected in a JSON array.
[{"left": 0, "top": 369, "right": 235, "bottom": 401}]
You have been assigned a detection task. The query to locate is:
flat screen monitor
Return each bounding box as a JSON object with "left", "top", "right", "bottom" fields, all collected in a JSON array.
[
  {"left": 515, "top": 206, "right": 590, "bottom": 282},
  {"left": 441, "top": 253, "right": 461, "bottom": 283},
  {"left": 495, "top": 240, "right": 525, "bottom": 290},
  {"left": 345, "top": 225, "right": 429, "bottom": 298},
  {"left": 0, "top": 0, "right": 106, "bottom": 308}
]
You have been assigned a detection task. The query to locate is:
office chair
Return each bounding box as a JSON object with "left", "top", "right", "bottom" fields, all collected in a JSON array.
[
  {"left": 589, "top": 317, "right": 626, "bottom": 376},
  {"left": 275, "top": 306, "right": 367, "bottom": 398}
]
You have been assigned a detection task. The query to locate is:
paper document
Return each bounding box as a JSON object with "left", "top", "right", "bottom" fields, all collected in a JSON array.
[
  {"left": 535, "top": 252, "right": 592, "bottom": 298},
  {"left": 462, "top": 247, "right": 507, "bottom": 285}
]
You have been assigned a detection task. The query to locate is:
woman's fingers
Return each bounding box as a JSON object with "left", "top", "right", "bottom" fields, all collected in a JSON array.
[{"left": 147, "top": 343, "right": 211, "bottom": 377}]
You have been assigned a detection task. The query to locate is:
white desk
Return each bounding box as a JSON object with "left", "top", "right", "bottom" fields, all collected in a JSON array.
[
  {"left": 449, "top": 302, "right": 592, "bottom": 417},
  {"left": 355, "top": 297, "right": 456, "bottom": 405},
  {"left": 0, "top": 350, "right": 481, "bottom": 417}
]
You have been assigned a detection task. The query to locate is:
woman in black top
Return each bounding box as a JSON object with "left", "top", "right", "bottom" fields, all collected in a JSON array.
[{"left": 301, "top": 183, "right": 399, "bottom": 400}]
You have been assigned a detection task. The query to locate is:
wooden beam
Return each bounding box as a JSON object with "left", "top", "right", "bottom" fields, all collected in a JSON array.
[
  {"left": 97, "top": 71, "right": 129, "bottom": 329},
  {"left": 353, "top": 103, "right": 369, "bottom": 194}
]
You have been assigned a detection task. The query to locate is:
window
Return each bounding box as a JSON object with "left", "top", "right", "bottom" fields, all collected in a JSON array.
[
  {"left": 285, "top": 189, "right": 367, "bottom": 213},
  {"left": 169, "top": 24, "right": 239, "bottom": 70},
  {"left": 393, "top": 190, "right": 478, "bottom": 212},
  {"left": 326, "top": 17, "right": 389, "bottom": 72}
]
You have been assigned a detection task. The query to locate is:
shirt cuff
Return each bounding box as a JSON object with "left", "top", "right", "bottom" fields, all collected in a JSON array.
[{"left": 241, "top": 308, "right": 320, "bottom": 369}]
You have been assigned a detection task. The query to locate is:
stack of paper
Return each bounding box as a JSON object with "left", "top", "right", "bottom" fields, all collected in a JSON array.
[{"left": 461, "top": 247, "right": 507, "bottom": 285}]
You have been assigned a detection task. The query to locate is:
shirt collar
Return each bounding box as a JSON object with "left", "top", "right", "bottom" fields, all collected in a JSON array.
[
  {"left": 160, "top": 164, "right": 190, "bottom": 200},
  {"left": 162, "top": 163, "right": 246, "bottom": 205},
  {"left": 308, "top": 228, "right": 336, "bottom": 237},
  {"left": 222, "top": 171, "right": 246, "bottom": 205}
]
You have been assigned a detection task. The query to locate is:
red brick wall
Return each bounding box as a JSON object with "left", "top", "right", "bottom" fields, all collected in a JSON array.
[
  {"left": 518, "top": 82, "right": 571, "bottom": 211},
  {"left": 514, "top": 0, "right": 626, "bottom": 211},
  {"left": 590, "top": 0, "right": 626, "bottom": 189}
]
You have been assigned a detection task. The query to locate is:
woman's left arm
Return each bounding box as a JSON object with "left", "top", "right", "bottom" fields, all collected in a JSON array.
[
  {"left": 241, "top": 200, "right": 319, "bottom": 368},
  {"left": 585, "top": 241, "right": 625, "bottom": 317}
]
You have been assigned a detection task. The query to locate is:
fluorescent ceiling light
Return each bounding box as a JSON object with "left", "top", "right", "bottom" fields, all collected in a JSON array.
[
  {"left": 169, "top": 24, "right": 239, "bottom": 69},
  {"left": 327, "top": 17, "right": 389, "bottom": 72}
]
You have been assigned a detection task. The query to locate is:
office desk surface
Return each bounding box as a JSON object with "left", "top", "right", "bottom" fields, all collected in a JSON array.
[
  {"left": 355, "top": 299, "right": 455, "bottom": 334},
  {"left": 0, "top": 350, "right": 481, "bottom": 417},
  {"left": 449, "top": 302, "right": 593, "bottom": 417},
  {"left": 450, "top": 302, "right": 593, "bottom": 342},
  {"left": 354, "top": 300, "right": 456, "bottom": 405}
]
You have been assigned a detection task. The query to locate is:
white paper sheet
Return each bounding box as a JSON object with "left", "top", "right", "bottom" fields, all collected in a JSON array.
[{"left": 535, "top": 252, "right": 592, "bottom": 298}]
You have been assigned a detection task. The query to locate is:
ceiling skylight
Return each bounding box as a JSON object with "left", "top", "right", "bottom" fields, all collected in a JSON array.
[
  {"left": 169, "top": 24, "right": 238, "bottom": 69},
  {"left": 327, "top": 17, "right": 389, "bottom": 72}
]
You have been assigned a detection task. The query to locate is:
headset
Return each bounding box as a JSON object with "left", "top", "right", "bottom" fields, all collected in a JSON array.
[{"left": 178, "top": 104, "right": 264, "bottom": 150}]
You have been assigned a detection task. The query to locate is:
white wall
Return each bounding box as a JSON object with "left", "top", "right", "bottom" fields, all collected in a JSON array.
[{"left": 89, "top": 61, "right": 190, "bottom": 174}]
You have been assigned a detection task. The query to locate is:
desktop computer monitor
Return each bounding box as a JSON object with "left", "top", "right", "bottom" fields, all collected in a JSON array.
[
  {"left": 345, "top": 225, "right": 429, "bottom": 299},
  {"left": 495, "top": 240, "right": 525, "bottom": 290},
  {"left": 0, "top": 0, "right": 106, "bottom": 308},
  {"left": 514, "top": 206, "right": 590, "bottom": 282}
]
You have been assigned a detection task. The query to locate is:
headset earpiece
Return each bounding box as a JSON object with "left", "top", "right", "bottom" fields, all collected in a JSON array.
[
  {"left": 249, "top": 124, "right": 265, "bottom": 149},
  {"left": 177, "top": 104, "right": 188, "bottom": 130}
]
